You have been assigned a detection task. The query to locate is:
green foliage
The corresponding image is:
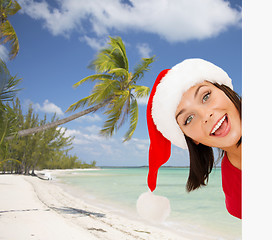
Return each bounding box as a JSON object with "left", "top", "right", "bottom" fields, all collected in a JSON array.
[
  {"left": 39, "top": 153, "right": 96, "bottom": 170},
  {"left": 0, "top": 62, "right": 21, "bottom": 164},
  {"left": 0, "top": 0, "right": 21, "bottom": 59},
  {"left": 0, "top": 99, "right": 96, "bottom": 174},
  {"left": 67, "top": 36, "right": 155, "bottom": 141},
  {"left": 0, "top": 59, "right": 21, "bottom": 102}
]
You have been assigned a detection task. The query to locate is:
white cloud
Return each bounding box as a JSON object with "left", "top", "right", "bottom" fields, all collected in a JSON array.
[
  {"left": 59, "top": 128, "right": 90, "bottom": 145},
  {"left": 131, "top": 89, "right": 149, "bottom": 106},
  {"left": 64, "top": 128, "right": 81, "bottom": 136},
  {"left": 63, "top": 127, "right": 109, "bottom": 145},
  {"left": 61, "top": 124, "right": 189, "bottom": 166},
  {"left": 18, "top": 0, "right": 84, "bottom": 37},
  {"left": 101, "top": 144, "right": 114, "bottom": 155},
  {"left": 136, "top": 95, "right": 149, "bottom": 106},
  {"left": 85, "top": 125, "right": 101, "bottom": 133},
  {"left": 75, "top": 114, "right": 102, "bottom": 123},
  {"left": 0, "top": 45, "right": 9, "bottom": 62},
  {"left": 137, "top": 43, "right": 152, "bottom": 58},
  {"left": 79, "top": 35, "right": 108, "bottom": 50},
  {"left": 32, "top": 99, "right": 64, "bottom": 115},
  {"left": 62, "top": 125, "right": 149, "bottom": 163},
  {"left": 123, "top": 137, "right": 149, "bottom": 153},
  {"left": 18, "top": 0, "right": 241, "bottom": 42}
]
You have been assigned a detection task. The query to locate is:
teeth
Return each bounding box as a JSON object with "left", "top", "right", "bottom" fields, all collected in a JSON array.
[{"left": 211, "top": 115, "right": 226, "bottom": 134}]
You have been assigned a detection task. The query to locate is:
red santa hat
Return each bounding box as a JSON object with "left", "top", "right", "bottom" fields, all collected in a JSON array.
[{"left": 147, "top": 58, "right": 233, "bottom": 192}]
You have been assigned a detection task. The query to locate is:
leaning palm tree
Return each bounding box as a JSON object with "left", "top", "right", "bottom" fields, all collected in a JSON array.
[
  {"left": 6, "top": 36, "right": 155, "bottom": 141},
  {"left": 0, "top": 0, "right": 21, "bottom": 60},
  {"left": 67, "top": 36, "right": 154, "bottom": 141}
]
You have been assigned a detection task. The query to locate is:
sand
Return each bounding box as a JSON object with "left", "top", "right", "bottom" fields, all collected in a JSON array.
[{"left": 0, "top": 174, "right": 188, "bottom": 240}]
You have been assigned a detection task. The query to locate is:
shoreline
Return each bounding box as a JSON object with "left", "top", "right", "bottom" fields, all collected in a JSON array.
[
  {"left": 0, "top": 174, "right": 188, "bottom": 240},
  {"left": 42, "top": 168, "right": 240, "bottom": 240}
]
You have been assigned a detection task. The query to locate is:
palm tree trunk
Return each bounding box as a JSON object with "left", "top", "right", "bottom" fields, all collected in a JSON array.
[{"left": 5, "top": 99, "right": 112, "bottom": 140}]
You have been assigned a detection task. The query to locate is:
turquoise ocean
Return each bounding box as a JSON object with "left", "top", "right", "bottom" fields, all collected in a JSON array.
[{"left": 55, "top": 167, "right": 241, "bottom": 240}]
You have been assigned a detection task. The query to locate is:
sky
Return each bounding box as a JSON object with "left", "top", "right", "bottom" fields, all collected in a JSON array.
[{"left": 2, "top": 0, "right": 242, "bottom": 167}]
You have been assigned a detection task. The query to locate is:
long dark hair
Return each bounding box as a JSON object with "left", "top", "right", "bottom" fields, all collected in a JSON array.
[{"left": 185, "top": 83, "right": 241, "bottom": 192}]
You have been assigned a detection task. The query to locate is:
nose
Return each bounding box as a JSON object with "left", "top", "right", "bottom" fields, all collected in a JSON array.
[{"left": 203, "top": 112, "right": 213, "bottom": 124}]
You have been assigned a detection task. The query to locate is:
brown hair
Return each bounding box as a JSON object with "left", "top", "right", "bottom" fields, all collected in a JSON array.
[{"left": 185, "top": 83, "right": 241, "bottom": 192}]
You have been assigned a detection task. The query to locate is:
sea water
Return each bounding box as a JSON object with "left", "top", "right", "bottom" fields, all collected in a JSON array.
[{"left": 55, "top": 167, "right": 241, "bottom": 240}]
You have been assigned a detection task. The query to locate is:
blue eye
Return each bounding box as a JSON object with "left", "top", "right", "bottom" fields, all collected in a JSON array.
[
  {"left": 185, "top": 115, "right": 194, "bottom": 125},
  {"left": 202, "top": 92, "right": 211, "bottom": 103}
]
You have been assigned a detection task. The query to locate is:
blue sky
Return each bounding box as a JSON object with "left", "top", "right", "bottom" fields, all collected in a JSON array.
[{"left": 2, "top": 0, "right": 241, "bottom": 166}]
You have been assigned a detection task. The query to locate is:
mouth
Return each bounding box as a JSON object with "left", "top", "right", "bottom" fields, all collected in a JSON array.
[{"left": 210, "top": 114, "right": 231, "bottom": 137}]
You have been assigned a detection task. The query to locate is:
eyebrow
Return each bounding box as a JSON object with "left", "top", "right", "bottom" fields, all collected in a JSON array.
[
  {"left": 175, "top": 84, "right": 208, "bottom": 121},
  {"left": 194, "top": 84, "right": 208, "bottom": 98}
]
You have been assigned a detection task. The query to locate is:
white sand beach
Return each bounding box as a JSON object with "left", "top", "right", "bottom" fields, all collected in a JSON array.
[{"left": 0, "top": 174, "right": 188, "bottom": 240}]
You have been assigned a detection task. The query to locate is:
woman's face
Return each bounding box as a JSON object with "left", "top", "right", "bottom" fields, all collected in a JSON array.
[{"left": 175, "top": 81, "right": 241, "bottom": 150}]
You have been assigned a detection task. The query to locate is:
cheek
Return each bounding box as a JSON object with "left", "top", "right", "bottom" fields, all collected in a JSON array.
[
  {"left": 181, "top": 124, "right": 203, "bottom": 142},
  {"left": 230, "top": 109, "right": 242, "bottom": 137},
  {"left": 212, "top": 94, "right": 230, "bottom": 108}
]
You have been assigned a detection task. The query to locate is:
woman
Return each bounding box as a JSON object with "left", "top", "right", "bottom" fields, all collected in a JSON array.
[{"left": 146, "top": 58, "right": 242, "bottom": 219}]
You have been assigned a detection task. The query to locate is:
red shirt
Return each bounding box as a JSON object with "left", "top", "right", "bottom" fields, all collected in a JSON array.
[{"left": 221, "top": 153, "right": 242, "bottom": 219}]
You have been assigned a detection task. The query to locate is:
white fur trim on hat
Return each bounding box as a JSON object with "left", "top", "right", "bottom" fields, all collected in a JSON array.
[{"left": 151, "top": 58, "right": 233, "bottom": 149}]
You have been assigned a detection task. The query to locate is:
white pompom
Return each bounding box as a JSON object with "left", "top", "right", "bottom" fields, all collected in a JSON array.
[{"left": 136, "top": 191, "right": 171, "bottom": 223}]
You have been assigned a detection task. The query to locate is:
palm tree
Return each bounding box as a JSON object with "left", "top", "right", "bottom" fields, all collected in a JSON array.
[
  {"left": 0, "top": 0, "right": 21, "bottom": 60},
  {"left": 6, "top": 36, "right": 155, "bottom": 141},
  {"left": 0, "top": 59, "right": 21, "bottom": 142},
  {"left": 0, "top": 59, "right": 21, "bottom": 102},
  {"left": 0, "top": 59, "right": 21, "bottom": 166}
]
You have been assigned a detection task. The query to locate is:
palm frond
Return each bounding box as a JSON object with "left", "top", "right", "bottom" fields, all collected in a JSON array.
[
  {"left": 107, "top": 68, "right": 129, "bottom": 80},
  {"left": 117, "top": 94, "right": 130, "bottom": 130},
  {"left": 100, "top": 91, "right": 130, "bottom": 137},
  {"left": 0, "top": 59, "right": 21, "bottom": 102},
  {"left": 99, "top": 111, "right": 121, "bottom": 137},
  {"left": 130, "top": 85, "right": 150, "bottom": 98},
  {"left": 107, "top": 90, "right": 130, "bottom": 130},
  {"left": 89, "top": 36, "right": 129, "bottom": 73},
  {"left": 73, "top": 74, "right": 112, "bottom": 88},
  {"left": 90, "top": 51, "right": 118, "bottom": 73},
  {"left": 0, "top": 101, "right": 20, "bottom": 144},
  {"left": 66, "top": 95, "right": 92, "bottom": 112},
  {"left": 90, "top": 79, "right": 120, "bottom": 104},
  {"left": 123, "top": 97, "right": 138, "bottom": 142},
  {"left": 68, "top": 79, "right": 120, "bottom": 112},
  {"left": 108, "top": 36, "right": 128, "bottom": 70},
  {"left": 132, "top": 56, "right": 155, "bottom": 83},
  {"left": 4, "top": 0, "right": 21, "bottom": 16},
  {"left": 105, "top": 90, "right": 129, "bottom": 115},
  {"left": 0, "top": 20, "right": 19, "bottom": 59},
  {"left": 100, "top": 99, "right": 123, "bottom": 137}
]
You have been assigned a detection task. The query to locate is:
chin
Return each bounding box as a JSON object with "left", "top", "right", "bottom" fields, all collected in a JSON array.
[{"left": 222, "top": 135, "right": 241, "bottom": 149}]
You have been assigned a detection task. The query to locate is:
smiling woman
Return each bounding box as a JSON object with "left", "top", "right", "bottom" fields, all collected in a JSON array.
[
  {"left": 176, "top": 81, "right": 241, "bottom": 149},
  {"left": 145, "top": 59, "right": 242, "bottom": 219}
]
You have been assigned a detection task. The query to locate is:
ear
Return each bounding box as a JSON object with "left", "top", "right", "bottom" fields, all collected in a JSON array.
[{"left": 193, "top": 140, "right": 199, "bottom": 145}]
